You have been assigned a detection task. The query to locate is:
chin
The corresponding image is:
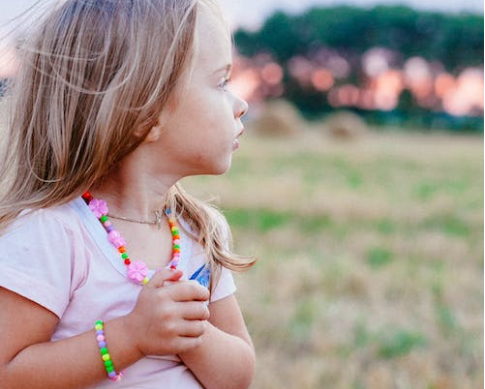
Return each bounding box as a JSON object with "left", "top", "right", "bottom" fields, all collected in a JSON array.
[
  {"left": 213, "top": 163, "right": 232, "bottom": 176},
  {"left": 185, "top": 162, "right": 231, "bottom": 178},
  {"left": 208, "top": 157, "right": 233, "bottom": 176}
]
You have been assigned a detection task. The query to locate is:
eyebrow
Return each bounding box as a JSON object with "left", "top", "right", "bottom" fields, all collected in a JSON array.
[{"left": 213, "top": 64, "right": 232, "bottom": 76}]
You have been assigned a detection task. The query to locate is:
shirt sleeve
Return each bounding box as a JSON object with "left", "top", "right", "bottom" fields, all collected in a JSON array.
[
  {"left": 210, "top": 266, "right": 236, "bottom": 303},
  {"left": 0, "top": 210, "right": 84, "bottom": 318}
]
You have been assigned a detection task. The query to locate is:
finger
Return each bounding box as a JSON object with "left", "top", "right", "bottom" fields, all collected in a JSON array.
[
  {"left": 179, "top": 301, "right": 210, "bottom": 321},
  {"left": 178, "top": 319, "right": 208, "bottom": 338},
  {"left": 147, "top": 268, "right": 183, "bottom": 288},
  {"left": 172, "top": 335, "right": 203, "bottom": 354},
  {"left": 167, "top": 281, "right": 210, "bottom": 303}
]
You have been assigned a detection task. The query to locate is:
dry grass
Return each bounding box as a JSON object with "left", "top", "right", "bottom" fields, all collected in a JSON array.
[
  {"left": 2, "top": 93, "right": 482, "bottom": 387},
  {"left": 183, "top": 128, "right": 483, "bottom": 389}
]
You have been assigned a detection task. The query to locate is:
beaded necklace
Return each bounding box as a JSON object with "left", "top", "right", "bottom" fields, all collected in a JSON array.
[{"left": 82, "top": 192, "right": 181, "bottom": 285}]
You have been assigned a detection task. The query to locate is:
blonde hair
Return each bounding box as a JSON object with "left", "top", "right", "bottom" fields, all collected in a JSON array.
[{"left": 0, "top": 0, "right": 255, "bottom": 284}]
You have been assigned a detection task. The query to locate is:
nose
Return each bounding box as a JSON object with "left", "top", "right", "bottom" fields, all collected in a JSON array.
[{"left": 235, "top": 96, "right": 249, "bottom": 119}]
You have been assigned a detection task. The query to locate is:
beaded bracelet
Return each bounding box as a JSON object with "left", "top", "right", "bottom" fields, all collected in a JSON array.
[{"left": 94, "top": 320, "right": 123, "bottom": 382}]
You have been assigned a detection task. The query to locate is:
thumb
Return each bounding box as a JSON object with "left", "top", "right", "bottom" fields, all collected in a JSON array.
[{"left": 147, "top": 268, "right": 183, "bottom": 288}]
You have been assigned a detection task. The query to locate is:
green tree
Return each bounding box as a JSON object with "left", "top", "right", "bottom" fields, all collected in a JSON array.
[{"left": 234, "top": 6, "right": 484, "bottom": 69}]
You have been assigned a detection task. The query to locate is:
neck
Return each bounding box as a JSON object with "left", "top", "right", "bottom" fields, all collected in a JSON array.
[{"left": 90, "top": 158, "right": 181, "bottom": 220}]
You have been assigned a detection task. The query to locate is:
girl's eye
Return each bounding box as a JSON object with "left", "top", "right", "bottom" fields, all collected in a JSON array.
[{"left": 219, "top": 78, "right": 231, "bottom": 91}]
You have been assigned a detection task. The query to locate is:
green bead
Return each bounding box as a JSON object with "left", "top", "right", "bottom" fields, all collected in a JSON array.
[
  {"left": 121, "top": 253, "right": 129, "bottom": 259},
  {"left": 106, "top": 365, "right": 115, "bottom": 372},
  {"left": 100, "top": 347, "right": 108, "bottom": 355},
  {"left": 100, "top": 215, "right": 108, "bottom": 223},
  {"left": 104, "top": 360, "right": 113, "bottom": 368},
  {"left": 174, "top": 245, "right": 180, "bottom": 249}
]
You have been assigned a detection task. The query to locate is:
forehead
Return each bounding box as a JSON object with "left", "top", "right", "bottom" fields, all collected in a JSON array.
[{"left": 194, "top": 2, "right": 232, "bottom": 71}]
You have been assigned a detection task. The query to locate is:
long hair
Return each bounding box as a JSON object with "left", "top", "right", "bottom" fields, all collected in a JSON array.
[{"left": 0, "top": 0, "right": 255, "bottom": 281}]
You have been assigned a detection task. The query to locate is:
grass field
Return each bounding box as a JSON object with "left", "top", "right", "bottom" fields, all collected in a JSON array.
[{"left": 183, "top": 128, "right": 484, "bottom": 389}]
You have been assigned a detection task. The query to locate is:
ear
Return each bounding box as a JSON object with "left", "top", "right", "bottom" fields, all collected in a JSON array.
[
  {"left": 144, "top": 122, "right": 163, "bottom": 143},
  {"left": 143, "top": 109, "right": 171, "bottom": 143}
]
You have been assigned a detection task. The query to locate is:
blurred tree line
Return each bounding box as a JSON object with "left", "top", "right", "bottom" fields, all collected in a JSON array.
[{"left": 234, "top": 6, "right": 484, "bottom": 131}]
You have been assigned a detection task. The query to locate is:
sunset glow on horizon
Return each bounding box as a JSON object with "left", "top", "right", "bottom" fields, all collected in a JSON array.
[
  {"left": 230, "top": 51, "right": 484, "bottom": 118},
  {"left": 0, "top": 43, "right": 482, "bottom": 119}
]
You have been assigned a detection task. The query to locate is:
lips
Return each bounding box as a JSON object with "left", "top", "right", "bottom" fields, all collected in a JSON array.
[{"left": 233, "top": 128, "right": 244, "bottom": 150}]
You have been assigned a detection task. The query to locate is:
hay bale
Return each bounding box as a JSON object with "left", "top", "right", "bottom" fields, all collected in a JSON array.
[
  {"left": 248, "top": 100, "right": 304, "bottom": 137},
  {"left": 323, "top": 110, "right": 368, "bottom": 140}
]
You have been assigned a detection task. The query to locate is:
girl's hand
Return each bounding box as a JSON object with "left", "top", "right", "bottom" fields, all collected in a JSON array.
[{"left": 123, "top": 268, "right": 210, "bottom": 357}]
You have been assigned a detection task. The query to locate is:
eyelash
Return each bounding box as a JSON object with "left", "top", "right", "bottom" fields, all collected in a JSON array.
[{"left": 219, "top": 78, "right": 231, "bottom": 91}]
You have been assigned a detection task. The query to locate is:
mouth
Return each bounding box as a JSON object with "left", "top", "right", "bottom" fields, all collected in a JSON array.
[{"left": 233, "top": 128, "right": 245, "bottom": 150}]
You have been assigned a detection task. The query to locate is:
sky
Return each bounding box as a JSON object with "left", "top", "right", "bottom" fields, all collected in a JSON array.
[
  {"left": 0, "top": 0, "right": 483, "bottom": 34},
  {"left": 218, "top": 0, "right": 483, "bottom": 30}
]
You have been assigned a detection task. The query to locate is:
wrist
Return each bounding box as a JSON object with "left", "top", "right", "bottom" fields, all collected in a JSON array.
[
  {"left": 120, "top": 314, "right": 145, "bottom": 360},
  {"left": 96, "top": 315, "right": 146, "bottom": 376},
  {"left": 94, "top": 320, "right": 123, "bottom": 381}
]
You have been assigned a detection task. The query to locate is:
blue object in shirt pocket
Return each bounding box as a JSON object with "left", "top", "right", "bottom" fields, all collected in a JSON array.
[{"left": 189, "top": 264, "right": 211, "bottom": 288}]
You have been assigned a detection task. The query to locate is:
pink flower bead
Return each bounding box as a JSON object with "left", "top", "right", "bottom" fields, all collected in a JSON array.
[
  {"left": 127, "top": 261, "right": 149, "bottom": 283},
  {"left": 96, "top": 335, "right": 105, "bottom": 342},
  {"left": 108, "top": 230, "right": 126, "bottom": 248},
  {"left": 88, "top": 199, "right": 109, "bottom": 218}
]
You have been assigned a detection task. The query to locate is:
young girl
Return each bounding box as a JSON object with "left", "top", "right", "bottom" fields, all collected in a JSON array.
[{"left": 0, "top": 1, "right": 256, "bottom": 388}]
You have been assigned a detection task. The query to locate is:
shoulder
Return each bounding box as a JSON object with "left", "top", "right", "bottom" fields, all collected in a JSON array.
[
  {"left": 1, "top": 200, "right": 83, "bottom": 242},
  {"left": 0, "top": 199, "right": 91, "bottom": 273},
  {"left": 0, "top": 199, "right": 89, "bottom": 317}
]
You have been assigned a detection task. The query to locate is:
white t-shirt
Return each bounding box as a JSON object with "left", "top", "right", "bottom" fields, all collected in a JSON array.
[{"left": 0, "top": 197, "right": 236, "bottom": 388}]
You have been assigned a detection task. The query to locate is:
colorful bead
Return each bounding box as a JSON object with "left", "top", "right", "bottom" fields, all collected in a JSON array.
[
  {"left": 94, "top": 320, "right": 123, "bottom": 382},
  {"left": 82, "top": 192, "right": 93, "bottom": 202},
  {"left": 127, "top": 261, "right": 149, "bottom": 284},
  {"left": 82, "top": 192, "right": 182, "bottom": 285},
  {"left": 88, "top": 199, "right": 109, "bottom": 219},
  {"left": 108, "top": 230, "right": 126, "bottom": 248}
]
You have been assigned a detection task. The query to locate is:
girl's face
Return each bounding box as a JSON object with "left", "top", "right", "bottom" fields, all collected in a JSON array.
[{"left": 154, "top": 3, "right": 248, "bottom": 178}]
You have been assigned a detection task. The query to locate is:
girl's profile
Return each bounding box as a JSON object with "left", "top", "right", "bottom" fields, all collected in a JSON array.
[{"left": 0, "top": 1, "right": 256, "bottom": 388}]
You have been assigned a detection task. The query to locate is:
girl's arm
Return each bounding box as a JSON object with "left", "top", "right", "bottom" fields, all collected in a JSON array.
[
  {"left": 178, "top": 294, "right": 256, "bottom": 389},
  {"left": 0, "top": 287, "right": 140, "bottom": 389},
  {"left": 0, "top": 269, "right": 209, "bottom": 389}
]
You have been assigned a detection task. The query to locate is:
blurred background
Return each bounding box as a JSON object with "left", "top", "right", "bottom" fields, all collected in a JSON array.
[
  {"left": 1, "top": 1, "right": 484, "bottom": 388},
  {"left": 217, "top": 0, "right": 484, "bottom": 132},
  {"left": 192, "top": 1, "right": 484, "bottom": 389}
]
